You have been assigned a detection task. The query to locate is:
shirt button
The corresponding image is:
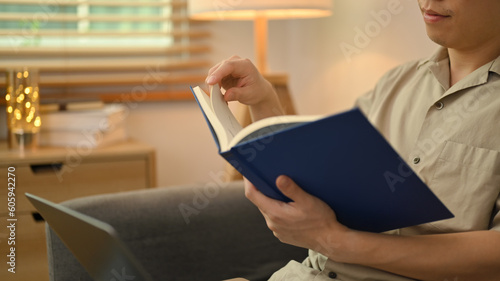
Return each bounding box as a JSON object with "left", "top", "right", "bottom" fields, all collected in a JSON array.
[
  {"left": 413, "top": 157, "right": 421, "bottom": 164},
  {"left": 435, "top": 101, "right": 444, "bottom": 110},
  {"left": 328, "top": 271, "right": 337, "bottom": 279}
]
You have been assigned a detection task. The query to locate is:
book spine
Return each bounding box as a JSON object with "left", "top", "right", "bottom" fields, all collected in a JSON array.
[{"left": 221, "top": 149, "right": 290, "bottom": 202}]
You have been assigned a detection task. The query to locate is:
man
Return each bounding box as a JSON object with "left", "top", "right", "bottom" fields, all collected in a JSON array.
[{"left": 206, "top": 0, "right": 500, "bottom": 280}]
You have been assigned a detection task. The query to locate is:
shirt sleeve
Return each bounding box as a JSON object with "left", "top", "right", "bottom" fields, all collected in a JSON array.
[{"left": 354, "top": 89, "right": 375, "bottom": 116}]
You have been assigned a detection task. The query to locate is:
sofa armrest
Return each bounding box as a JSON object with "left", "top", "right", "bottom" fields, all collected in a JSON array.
[{"left": 46, "top": 180, "right": 307, "bottom": 281}]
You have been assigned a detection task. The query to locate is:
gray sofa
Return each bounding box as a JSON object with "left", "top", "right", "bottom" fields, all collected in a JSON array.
[{"left": 45, "top": 180, "right": 308, "bottom": 281}]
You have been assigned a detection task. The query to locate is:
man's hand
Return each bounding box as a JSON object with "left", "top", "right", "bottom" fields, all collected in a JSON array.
[
  {"left": 244, "top": 175, "right": 350, "bottom": 255},
  {"left": 206, "top": 56, "right": 283, "bottom": 121}
]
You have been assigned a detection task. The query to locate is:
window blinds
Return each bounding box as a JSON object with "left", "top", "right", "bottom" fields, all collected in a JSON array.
[{"left": 0, "top": 0, "right": 211, "bottom": 102}]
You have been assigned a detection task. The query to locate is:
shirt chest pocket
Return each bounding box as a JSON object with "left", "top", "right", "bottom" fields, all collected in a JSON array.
[{"left": 427, "top": 141, "right": 500, "bottom": 232}]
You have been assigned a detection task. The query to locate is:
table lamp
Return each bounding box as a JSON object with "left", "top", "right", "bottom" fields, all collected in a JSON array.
[{"left": 188, "top": 0, "right": 332, "bottom": 73}]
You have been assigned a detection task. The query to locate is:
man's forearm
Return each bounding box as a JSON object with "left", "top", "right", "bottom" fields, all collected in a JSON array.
[{"left": 325, "top": 229, "right": 500, "bottom": 281}]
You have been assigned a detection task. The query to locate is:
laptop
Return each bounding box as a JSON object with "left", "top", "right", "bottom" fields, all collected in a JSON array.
[{"left": 25, "top": 193, "right": 245, "bottom": 281}]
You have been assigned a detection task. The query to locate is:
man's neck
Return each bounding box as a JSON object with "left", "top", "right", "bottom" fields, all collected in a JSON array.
[{"left": 448, "top": 40, "right": 500, "bottom": 86}]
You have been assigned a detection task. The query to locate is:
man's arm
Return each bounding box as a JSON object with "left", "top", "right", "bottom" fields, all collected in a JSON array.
[
  {"left": 342, "top": 226, "right": 500, "bottom": 281},
  {"left": 244, "top": 176, "right": 500, "bottom": 281}
]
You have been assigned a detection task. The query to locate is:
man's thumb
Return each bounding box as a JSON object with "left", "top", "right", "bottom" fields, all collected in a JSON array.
[{"left": 276, "top": 175, "right": 305, "bottom": 202}]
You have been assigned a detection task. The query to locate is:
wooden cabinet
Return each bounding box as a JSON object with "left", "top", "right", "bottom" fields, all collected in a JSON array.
[{"left": 0, "top": 140, "right": 156, "bottom": 281}]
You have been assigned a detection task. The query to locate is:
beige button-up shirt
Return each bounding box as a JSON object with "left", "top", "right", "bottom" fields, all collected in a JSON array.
[{"left": 269, "top": 48, "right": 500, "bottom": 281}]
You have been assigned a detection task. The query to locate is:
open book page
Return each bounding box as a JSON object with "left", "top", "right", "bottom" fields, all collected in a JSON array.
[
  {"left": 210, "top": 85, "right": 243, "bottom": 144},
  {"left": 228, "top": 115, "right": 322, "bottom": 148},
  {"left": 191, "top": 85, "right": 243, "bottom": 151}
]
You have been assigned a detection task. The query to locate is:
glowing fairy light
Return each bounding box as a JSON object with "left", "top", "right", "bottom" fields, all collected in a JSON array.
[
  {"left": 16, "top": 94, "right": 25, "bottom": 103},
  {"left": 26, "top": 113, "right": 33, "bottom": 123},
  {"left": 33, "top": 88, "right": 39, "bottom": 100},
  {"left": 14, "top": 109, "right": 21, "bottom": 120},
  {"left": 34, "top": 116, "right": 41, "bottom": 127}
]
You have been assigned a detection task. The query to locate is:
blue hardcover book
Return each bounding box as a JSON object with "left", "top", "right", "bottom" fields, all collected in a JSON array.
[{"left": 191, "top": 85, "right": 453, "bottom": 233}]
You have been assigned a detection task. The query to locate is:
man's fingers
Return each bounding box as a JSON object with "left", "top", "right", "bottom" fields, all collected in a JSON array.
[
  {"left": 275, "top": 175, "right": 310, "bottom": 204},
  {"left": 206, "top": 56, "right": 252, "bottom": 85},
  {"left": 224, "top": 87, "right": 245, "bottom": 102},
  {"left": 206, "top": 58, "right": 237, "bottom": 85},
  {"left": 206, "top": 62, "right": 229, "bottom": 85},
  {"left": 244, "top": 179, "right": 269, "bottom": 205},
  {"left": 244, "top": 178, "right": 286, "bottom": 214},
  {"left": 207, "top": 62, "right": 222, "bottom": 79}
]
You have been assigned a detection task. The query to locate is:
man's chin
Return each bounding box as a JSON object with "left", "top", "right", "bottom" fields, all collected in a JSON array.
[{"left": 426, "top": 30, "right": 450, "bottom": 48}]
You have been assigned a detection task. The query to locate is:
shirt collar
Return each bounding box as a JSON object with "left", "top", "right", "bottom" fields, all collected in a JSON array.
[
  {"left": 418, "top": 47, "right": 500, "bottom": 76},
  {"left": 417, "top": 47, "right": 449, "bottom": 69},
  {"left": 488, "top": 56, "right": 500, "bottom": 76},
  {"left": 417, "top": 47, "right": 450, "bottom": 90}
]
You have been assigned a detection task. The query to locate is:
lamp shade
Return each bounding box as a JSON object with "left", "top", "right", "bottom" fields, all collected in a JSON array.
[{"left": 188, "top": 0, "right": 332, "bottom": 20}]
